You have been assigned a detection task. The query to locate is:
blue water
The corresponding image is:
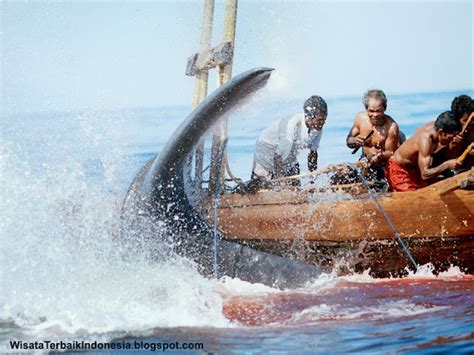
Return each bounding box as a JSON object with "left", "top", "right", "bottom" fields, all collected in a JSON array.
[{"left": 1, "top": 89, "right": 473, "bottom": 353}]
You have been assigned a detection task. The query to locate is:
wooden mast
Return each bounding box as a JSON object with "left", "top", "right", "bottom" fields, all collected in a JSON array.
[
  {"left": 209, "top": 0, "right": 238, "bottom": 195},
  {"left": 191, "top": 0, "right": 214, "bottom": 188},
  {"left": 185, "top": 0, "right": 237, "bottom": 194}
]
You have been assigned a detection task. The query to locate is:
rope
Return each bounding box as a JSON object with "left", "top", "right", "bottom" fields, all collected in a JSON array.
[
  {"left": 224, "top": 150, "right": 240, "bottom": 183},
  {"left": 349, "top": 163, "right": 418, "bottom": 270},
  {"left": 270, "top": 158, "right": 369, "bottom": 183},
  {"left": 212, "top": 138, "right": 229, "bottom": 279}
]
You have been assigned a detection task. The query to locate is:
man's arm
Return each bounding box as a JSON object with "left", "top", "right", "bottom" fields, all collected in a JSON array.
[
  {"left": 308, "top": 150, "right": 318, "bottom": 172},
  {"left": 346, "top": 116, "right": 364, "bottom": 148},
  {"left": 418, "top": 135, "right": 461, "bottom": 180}
]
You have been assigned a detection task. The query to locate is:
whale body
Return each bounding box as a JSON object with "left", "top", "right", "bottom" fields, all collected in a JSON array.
[{"left": 121, "top": 68, "right": 322, "bottom": 288}]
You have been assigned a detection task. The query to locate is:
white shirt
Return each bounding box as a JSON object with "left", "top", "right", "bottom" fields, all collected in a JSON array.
[{"left": 254, "top": 113, "right": 323, "bottom": 174}]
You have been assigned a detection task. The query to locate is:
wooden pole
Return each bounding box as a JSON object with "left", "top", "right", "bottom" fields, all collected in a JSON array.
[
  {"left": 218, "top": 0, "right": 237, "bottom": 85},
  {"left": 457, "top": 143, "right": 473, "bottom": 164},
  {"left": 209, "top": 0, "right": 238, "bottom": 194},
  {"left": 460, "top": 112, "right": 473, "bottom": 136},
  {"left": 191, "top": 0, "right": 214, "bottom": 188}
]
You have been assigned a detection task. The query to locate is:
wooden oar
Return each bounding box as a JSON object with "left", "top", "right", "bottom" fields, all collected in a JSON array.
[
  {"left": 447, "top": 113, "right": 472, "bottom": 152},
  {"left": 352, "top": 130, "right": 374, "bottom": 154},
  {"left": 460, "top": 112, "right": 473, "bottom": 136},
  {"left": 457, "top": 144, "right": 473, "bottom": 164},
  {"left": 437, "top": 146, "right": 473, "bottom": 194}
]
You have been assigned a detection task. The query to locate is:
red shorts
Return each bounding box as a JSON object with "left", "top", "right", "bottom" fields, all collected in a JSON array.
[{"left": 385, "top": 157, "right": 427, "bottom": 192}]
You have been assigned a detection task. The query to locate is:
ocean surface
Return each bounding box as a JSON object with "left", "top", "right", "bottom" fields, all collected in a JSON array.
[{"left": 1, "top": 89, "right": 473, "bottom": 353}]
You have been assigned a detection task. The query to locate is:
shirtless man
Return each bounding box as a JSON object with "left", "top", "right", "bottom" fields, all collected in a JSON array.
[
  {"left": 385, "top": 111, "right": 462, "bottom": 192},
  {"left": 417, "top": 95, "right": 473, "bottom": 169},
  {"left": 346, "top": 89, "right": 399, "bottom": 180},
  {"left": 446, "top": 95, "right": 473, "bottom": 170}
]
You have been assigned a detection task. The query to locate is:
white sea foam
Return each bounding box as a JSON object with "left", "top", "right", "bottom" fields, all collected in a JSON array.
[
  {"left": 0, "top": 112, "right": 229, "bottom": 342},
  {"left": 216, "top": 277, "right": 279, "bottom": 297},
  {"left": 293, "top": 301, "right": 448, "bottom": 323},
  {"left": 326, "top": 264, "right": 468, "bottom": 284}
]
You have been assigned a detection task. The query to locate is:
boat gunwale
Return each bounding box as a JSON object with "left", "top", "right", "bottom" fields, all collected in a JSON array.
[{"left": 214, "top": 170, "right": 473, "bottom": 209}]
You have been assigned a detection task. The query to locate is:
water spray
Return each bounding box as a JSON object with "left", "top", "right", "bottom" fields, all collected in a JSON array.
[{"left": 212, "top": 138, "right": 229, "bottom": 279}]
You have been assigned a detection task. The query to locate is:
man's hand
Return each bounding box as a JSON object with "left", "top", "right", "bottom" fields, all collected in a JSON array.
[
  {"left": 348, "top": 135, "right": 366, "bottom": 147},
  {"left": 445, "top": 159, "right": 462, "bottom": 170},
  {"left": 452, "top": 134, "right": 464, "bottom": 145},
  {"left": 367, "top": 152, "right": 383, "bottom": 165}
]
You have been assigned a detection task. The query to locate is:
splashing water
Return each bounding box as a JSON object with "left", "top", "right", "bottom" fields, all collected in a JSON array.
[
  {"left": 1, "top": 94, "right": 473, "bottom": 352},
  {"left": 0, "top": 110, "right": 229, "bottom": 345}
]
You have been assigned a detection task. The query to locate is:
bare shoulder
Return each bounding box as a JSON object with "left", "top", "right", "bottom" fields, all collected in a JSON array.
[
  {"left": 353, "top": 111, "right": 368, "bottom": 125},
  {"left": 356, "top": 111, "right": 368, "bottom": 120},
  {"left": 416, "top": 129, "right": 436, "bottom": 151},
  {"left": 416, "top": 121, "right": 434, "bottom": 133},
  {"left": 384, "top": 115, "right": 398, "bottom": 125},
  {"left": 387, "top": 116, "right": 399, "bottom": 132}
]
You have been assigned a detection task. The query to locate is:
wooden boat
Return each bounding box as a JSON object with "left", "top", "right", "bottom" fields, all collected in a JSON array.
[
  {"left": 181, "top": 2, "right": 473, "bottom": 278},
  {"left": 203, "top": 169, "right": 474, "bottom": 277}
]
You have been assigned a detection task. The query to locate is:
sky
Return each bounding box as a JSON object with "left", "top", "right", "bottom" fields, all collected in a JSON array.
[{"left": 1, "top": 0, "right": 473, "bottom": 114}]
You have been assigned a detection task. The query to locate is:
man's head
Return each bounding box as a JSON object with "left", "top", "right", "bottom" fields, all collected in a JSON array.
[
  {"left": 434, "top": 111, "right": 462, "bottom": 145},
  {"left": 304, "top": 95, "right": 328, "bottom": 131},
  {"left": 451, "top": 94, "right": 473, "bottom": 126},
  {"left": 363, "top": 89, "right": 387, "bottom": 126}
]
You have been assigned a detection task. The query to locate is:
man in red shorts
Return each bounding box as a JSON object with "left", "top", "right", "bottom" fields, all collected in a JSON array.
[{"left": 385, "top": 111, "right": 462, "bottom": 192}]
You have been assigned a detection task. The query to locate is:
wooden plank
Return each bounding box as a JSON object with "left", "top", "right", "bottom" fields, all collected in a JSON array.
[
  {"left": 205, "top": 171, "right": 474, "bottom": 242},
  {"left": 436, "top": 179, "right": 460, "bottom": 194},
  {"left": 185, "top": 42, "right": 233, "bottom": 76}
]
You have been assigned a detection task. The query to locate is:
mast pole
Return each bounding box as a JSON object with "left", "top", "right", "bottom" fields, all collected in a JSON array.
[
  {"left": 209, "top": 0, "right": 238, "bottom": 194},
  {"left": 191, "top": 0, "right": 215, "bottom": 188}
]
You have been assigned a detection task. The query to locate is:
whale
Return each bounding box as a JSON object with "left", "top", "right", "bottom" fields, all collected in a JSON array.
[{"left": 121, "top": 67, "right": 322, "bottom": 289}]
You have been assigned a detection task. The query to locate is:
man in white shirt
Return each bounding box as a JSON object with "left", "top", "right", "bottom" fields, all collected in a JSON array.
[{"left": 252, "top": 95, "right": 328, "bottom": 180}]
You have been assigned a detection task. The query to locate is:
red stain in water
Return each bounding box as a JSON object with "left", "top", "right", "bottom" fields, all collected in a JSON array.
[
  {"left": 223, "top": 293, "right": 318, "bottom": 326},
  {"left": 222, "top": 275, "right": 474, "bottom": 326}
]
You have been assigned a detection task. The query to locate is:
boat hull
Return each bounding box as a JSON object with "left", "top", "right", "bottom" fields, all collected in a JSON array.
[
  {"left": 228, "top": 235, "right": 474, "bottom": 277},
  {"left": 205, "top": 171, "right": 474, "bottom": 276}
]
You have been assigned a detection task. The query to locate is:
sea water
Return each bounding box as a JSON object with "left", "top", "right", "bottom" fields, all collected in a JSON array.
[{"left": 1, "top": 90, "right": 473, "bottom": 353}]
